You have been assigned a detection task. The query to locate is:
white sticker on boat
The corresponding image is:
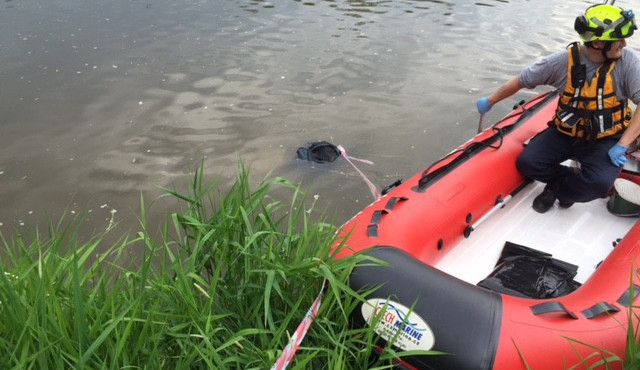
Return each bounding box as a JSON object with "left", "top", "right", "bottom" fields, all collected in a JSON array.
[{"left": 361, "top": 298, "right": 435, "bottom": 351}]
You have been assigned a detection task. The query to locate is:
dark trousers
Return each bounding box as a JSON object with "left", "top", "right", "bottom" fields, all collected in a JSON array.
[{"left": 515, "top": 126, "right": 622, "bottom": 203}]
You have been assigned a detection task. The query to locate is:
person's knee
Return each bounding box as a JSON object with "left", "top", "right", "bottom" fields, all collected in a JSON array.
[
  {"left": 582, "top": 173, "right": 615, "bottom": 198},
  {"left": 516, "top": 153, "right": 536, "bottom": 177},
  {"left": 515, "top": 154, "right": 527, "bottom": 173}
]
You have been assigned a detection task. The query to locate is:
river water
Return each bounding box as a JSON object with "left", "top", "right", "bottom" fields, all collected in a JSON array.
[{"left": 1, "top": 0, "right": 638, "bottom": 239}]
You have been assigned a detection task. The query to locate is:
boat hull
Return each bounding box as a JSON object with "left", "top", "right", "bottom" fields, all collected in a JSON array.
[{"left": 335, "top": 91, "right": 640, "bottom": 369}]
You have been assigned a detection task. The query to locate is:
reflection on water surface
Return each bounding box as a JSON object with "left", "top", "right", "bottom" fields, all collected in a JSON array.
[{"left": 0, "top": 0, "right": 637, "bottom": 237}]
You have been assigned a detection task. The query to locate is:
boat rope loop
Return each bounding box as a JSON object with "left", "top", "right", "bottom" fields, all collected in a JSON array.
[
  {"left": 270, "top": 280, "right": 327, "bottom": 370},
  {"left": 414, "top": 91, "right": 557, "bottom": 193},
  {"left": 414, "top": 125, "right": 508, "bottom": 192}
]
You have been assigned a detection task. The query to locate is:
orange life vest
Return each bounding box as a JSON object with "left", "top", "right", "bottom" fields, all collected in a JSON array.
[{"left": 553, "top": 43, "right": 632, "bottom": 139}]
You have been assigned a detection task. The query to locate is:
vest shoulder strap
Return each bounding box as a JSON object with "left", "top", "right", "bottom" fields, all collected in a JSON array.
[
  {"left": 596, "top": 60, "right": 615, "bottom": 92},
  {"left": 568, "top": 42, "right": 586, "bottom": 89}
]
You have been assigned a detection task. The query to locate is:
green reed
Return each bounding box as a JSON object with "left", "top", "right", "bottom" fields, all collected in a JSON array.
[
  {"left": 0, "top": 163, "right": 409, "bottom": 369},
  {"left": 623, "top": 271, "right": 640, "bottom": 369},
  {"left": 3, "top": 161, "right": 636, "bottom": 369}
]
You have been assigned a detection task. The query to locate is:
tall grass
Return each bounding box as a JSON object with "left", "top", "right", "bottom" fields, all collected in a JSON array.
[
  {"left": 0, "top": 163, "right": 409, "bottom": 369},
  {"left": 623, "top": 273, "right": 640, "bottom": 369},
  {"left": 3, "top": 162, "right": 638, "bottom": 369}
]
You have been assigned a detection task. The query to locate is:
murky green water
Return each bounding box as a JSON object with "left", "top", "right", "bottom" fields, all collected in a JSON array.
[{"left": 1, "top": 0, "right": 638, "bottom": 236}]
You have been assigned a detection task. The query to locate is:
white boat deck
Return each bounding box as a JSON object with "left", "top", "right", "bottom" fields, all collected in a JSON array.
[{"left": 435, "top": 179, "right": 639, "bottom": 285}]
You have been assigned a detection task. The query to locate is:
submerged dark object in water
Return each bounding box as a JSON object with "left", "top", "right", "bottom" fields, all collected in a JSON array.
[{"left": 296, "top": 141, "right": 341, "bottom": 163}]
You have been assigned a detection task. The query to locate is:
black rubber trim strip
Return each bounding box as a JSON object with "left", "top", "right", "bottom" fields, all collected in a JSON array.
[
  {"left": 530, "top": 301, "right": 578, "bottom": 319},
  {"left": 617, "top": 285, "right": 640, "bottom": 307},
  {"left": 581, "top": 302, "right": 620, "bottom": 319}
]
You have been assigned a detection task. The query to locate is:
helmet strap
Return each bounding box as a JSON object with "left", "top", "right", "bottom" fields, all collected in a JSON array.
[
  {"left": 590, "top": 40, "right": 615, "bottom": 61},
  {"left": 602, "top": 41, "right": 614, "bottom": 61}
]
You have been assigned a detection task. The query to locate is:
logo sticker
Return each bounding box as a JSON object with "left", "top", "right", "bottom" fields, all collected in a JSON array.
[{"left": 361, "top": 298, "right": 435, "bottom": 351}]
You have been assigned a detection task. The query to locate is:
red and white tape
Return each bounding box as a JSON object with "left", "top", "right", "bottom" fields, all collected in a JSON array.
[{"left": 271, "top": 282, "right": 326, "bottom": 370}]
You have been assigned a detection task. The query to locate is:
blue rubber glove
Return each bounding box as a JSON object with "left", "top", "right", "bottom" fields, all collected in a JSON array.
[
  {"left": 608, "top": 143, "right": 628, "bottom": 167},
  {"left": 476, "top": 97, "right": 492, "bottom": 114}
]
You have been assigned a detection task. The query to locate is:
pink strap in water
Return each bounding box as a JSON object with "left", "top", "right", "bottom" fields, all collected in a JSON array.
[{"left": 337, "top": 145, "right": 381, "bottom": 201}]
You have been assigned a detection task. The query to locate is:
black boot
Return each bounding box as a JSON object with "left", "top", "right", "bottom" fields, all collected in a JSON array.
[
  {"left": 532, "top": 188, "right": 556, "bottom": 213},
  {"left": 558, "top": 199, "right": 574, "bottom": 208}
]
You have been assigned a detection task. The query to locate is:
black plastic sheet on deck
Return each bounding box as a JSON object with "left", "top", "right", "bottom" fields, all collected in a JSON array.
[{"left": 477, "top": 241, "right": 581, "bottom": 299}]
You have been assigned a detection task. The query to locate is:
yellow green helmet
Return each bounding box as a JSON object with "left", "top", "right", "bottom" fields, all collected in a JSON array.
[{"left": 574, "top": 4, "right": 637, "bottom": 42}]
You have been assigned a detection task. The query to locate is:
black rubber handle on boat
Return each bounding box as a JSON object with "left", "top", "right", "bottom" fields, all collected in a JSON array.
[
  {"left": 370, "top": 210, "right": 388, "bottom": 224},
  {"left": 385, "top": 196, "right": 408, "bottom": 211},
  {"left": 530, "top": 301, "right": 578, "bottom": 319},
  {"left": 381, "top": 179, "right": 402, "bottom": 195},
  {"left": 617, "top": 285, "right": 640, "bottom": 307},
  {"left": 581, "top": 302, "right": 620, "bottom": 319},
  {"left": 367, "top": 224, "right": 378, "bottom": 237}
]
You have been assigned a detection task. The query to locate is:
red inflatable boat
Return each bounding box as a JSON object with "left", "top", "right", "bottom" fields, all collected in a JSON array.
[{"left": 334, "top": 91, "right": 640, "bottom": 369}]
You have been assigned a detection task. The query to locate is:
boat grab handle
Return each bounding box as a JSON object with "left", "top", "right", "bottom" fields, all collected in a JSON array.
[
  {"left": 367, "top": 224, "right": 379, "bottom": 238},
  {"left": 385, "top": 196, "right": 408, "bottom": 211},
  {"left": 530, "top": 302, "right": 579, "bottom": 319},
  {"left": 581, "top": 302, "right": 620, "bottom": 319},
  {"left": 617, "top": 284, "right": 640, "bottom": 307},
  {"left": 370, "top": 209, "right": 388, "bottom": 224}
]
